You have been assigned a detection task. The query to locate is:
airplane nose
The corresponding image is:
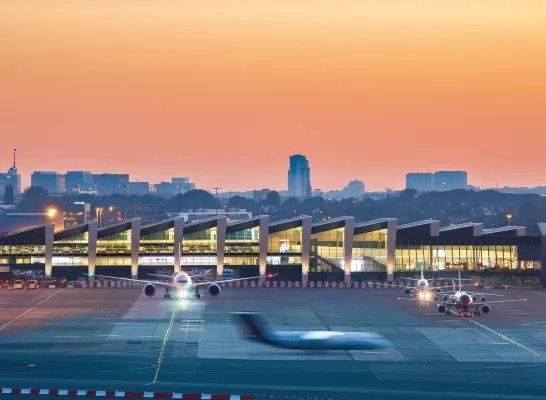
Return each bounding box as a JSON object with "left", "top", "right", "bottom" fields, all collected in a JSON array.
[{"left": 459, "top": 294, "right": 471, "bottom": 304}]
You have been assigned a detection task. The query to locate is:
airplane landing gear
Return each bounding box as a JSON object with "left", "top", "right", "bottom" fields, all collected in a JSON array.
[
  {"left": 195, "top": 287, "right": 201, "bottom": 299},
  {"left": 164, "top": 288, "right": 172, "bottom": 299}
]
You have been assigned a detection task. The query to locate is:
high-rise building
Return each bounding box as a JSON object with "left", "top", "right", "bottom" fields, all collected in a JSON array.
[
  {"left": 93, "top": 173, "right": 130, "bottom": 195},
  {"left": 406, "top": 173, "right": 433, "bottom": 192},
  {"left": 288, "top": 154, "right": 312, "bottom": 198},
  {"left": 31, "top": 171, "right": 61, "bottom": 193},
  {"left": 154, "top": 178, "right": 195, "bottom": 197},
  {"left": 65, "top": 171, "right": 94, "bottom": 192},
  {"left": 433, "top": 171, "right": 468, "bottom": 191},
  {"left": 0, "top": 149, "right": 21, "bottom": 195}
]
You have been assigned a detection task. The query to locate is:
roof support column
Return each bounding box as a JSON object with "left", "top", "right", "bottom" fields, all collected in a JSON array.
[
  {"left": 343, "top": 217, "right": 355, "bottom": 283},
  {"left": 131, "top": 219, "right": 142, "bottom": 279},
  {"left": 301, "top": 216, "right": 312, "bottom": 285},
  {"left": 215, "top": 216, "right": 227, "bottom": 281},
  {"left": 87, "top": 221, "right": 98, "bottom": 280},
  {"left": 386, "top": 219, "right": 398, "bottom": 281},
  {"left": 258, "top": 215, "right": 270, "bottom": 282},
  {"left": 541, "top": 237, "right": 546, "bottom": 288},
  {"left": 173, "top": 218, "right": 184, "bottom": 274},
  {"left": 44, "top": 224, "right": 54, "bottom": 278}
]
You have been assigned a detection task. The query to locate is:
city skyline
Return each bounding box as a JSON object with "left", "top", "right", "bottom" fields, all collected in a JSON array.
[{"left": 3, "top": 1, "right": 546, "bottom": 192}]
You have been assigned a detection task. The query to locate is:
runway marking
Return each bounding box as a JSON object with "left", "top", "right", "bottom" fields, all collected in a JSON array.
[
  {"left": 55, "top": 335, "right": 81, "bottom": 338},
  {"left": 0, "top": 289, "right": 63, "bottom": 333},
  {"left": 533, "top": 291, "right": 546, "bottom": 297},
  {"left": 151, "top": 302, "right": 181, "bottom": 384},
  {"left": 467, "top": 319, "right": 546, "bottom": 361}
]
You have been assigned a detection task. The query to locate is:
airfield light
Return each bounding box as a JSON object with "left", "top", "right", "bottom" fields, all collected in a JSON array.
[
  {"left": 266, "top": 273, "right": 274, "bottom": 279},
  {"left": 47, "top": 208, "right": 57, "bottom": 218}
]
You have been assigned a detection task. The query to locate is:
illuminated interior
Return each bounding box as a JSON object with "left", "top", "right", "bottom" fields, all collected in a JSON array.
[
  {"left": 267, "top": 226, "right": 303, "bottom": 265},
  {"left": 351, "top": 229, "right": 388, "bottom": 272}
]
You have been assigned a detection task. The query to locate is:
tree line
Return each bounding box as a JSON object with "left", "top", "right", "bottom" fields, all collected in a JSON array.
[{"left": 5, "top": 185, "right": 546, "bottom": 228}]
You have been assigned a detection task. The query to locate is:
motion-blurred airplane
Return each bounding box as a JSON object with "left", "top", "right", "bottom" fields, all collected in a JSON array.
[
  {"left": 88, "top": 271, "right": 274, "bottom": 299},
  {"left": 233, "top": 311, "right": 392, "bottom": 351},
  {"left": 400, "top": 271, "right": 525, "bottom": 317}
]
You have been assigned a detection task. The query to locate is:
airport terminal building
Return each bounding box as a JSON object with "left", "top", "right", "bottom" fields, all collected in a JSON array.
[{"left": 0, "top": 215, "right": 545, "bottom": 285}]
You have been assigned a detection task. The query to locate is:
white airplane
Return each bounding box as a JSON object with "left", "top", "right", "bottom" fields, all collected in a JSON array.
[
  {"left": 89, "top": 270, "right": 272, "bottom": 299},
  {"left": 400, "top": 271, "right": 526, "bottom": 317},
  {"left": 396, "top": 265, "right": 472, "bottom": 299}
]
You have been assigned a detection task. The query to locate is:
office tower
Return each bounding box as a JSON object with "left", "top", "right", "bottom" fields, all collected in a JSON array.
[
  {"left": 433, "top": 171, "right": 468, "bottom": 191},
  {"left": 65, "top": 171, "right": 94, "bottom": 192},
  {"left": 406, "top": 173, "right": 433, "bottom": 191},
  {"left": 0, "top": 149, "right": 21, "bottom": 195},
  {"left": 31, "top": 171, "right": 61, "bottom": 193},
  {"left": 288, "top": 154, "right": 312, "bottom": 198},
  {"left": 93, "top": 173, "right": 130, "bottom": 195}
]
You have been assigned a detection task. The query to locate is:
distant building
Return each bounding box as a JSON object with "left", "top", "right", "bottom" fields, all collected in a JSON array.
[
  {"left": 65, "top": 171, "right": 94, "bottom": 192},
  {"left": 433, "top": 171, "right": 468, "bottom": 191},
  {"left": 154, "top": 177, "right": 195, "bottom": 197},
  {"left": 31, "top": 171, "right": 61, "bottom": 193},
  {"left": 406, "top": 173, "right": 434, "bottom": 192},
  {"left": 253, "top": 189, "right": 271, "bottom": 201},
  {"left": 119, "top": 182, "right": 150, "bottom": 195},
  {"left": 343, "top": 180, "right": 365, "bottom": 198},
  {"left": 406, "top": 171, "right": 468, "bottom": 192},
  {"left": 0, "top": 149, "right": 21, "bottom": 195},
  {"left": 288, "top": 154, "right": 312, "bottom": 198},
  {"left": 93, "top": 173, "right": 130, "bottom": 195}
]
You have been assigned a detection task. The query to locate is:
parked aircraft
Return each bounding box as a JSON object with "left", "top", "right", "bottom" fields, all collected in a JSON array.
[
  {"left": 88, "top": 270, "right": 271, "bottom": 299},
  {"left": 395, "top": 265, "right": 472, "bottom": 299},
  {"left": 400, "top": 271, "right": 526, "bottom": 317},
  {"left": 233, "top": 312, "right": 392, "bottom": 351}
]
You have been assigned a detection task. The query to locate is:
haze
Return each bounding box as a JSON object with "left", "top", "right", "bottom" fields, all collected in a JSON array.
[{"left": 2, "top": 1, "right": 546, "bottom": 191}]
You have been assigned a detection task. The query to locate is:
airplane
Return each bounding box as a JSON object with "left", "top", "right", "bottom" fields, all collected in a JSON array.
[
  {"left": 88, "top": 270, "right": 274, "bottom": 300},
  {"left": 399, "top": 271, "right": 526, "bottom": 317},
  {"left": 232, "top": 311, "right": 392, "bottom": 351},
  {"left": 394, "top": 264, "right": 473, "bottom": 300}
]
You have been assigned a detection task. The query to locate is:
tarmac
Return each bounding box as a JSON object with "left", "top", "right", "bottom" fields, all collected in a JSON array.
[{"left": 1, "top": 285, "right": 546, "bottom": 399}]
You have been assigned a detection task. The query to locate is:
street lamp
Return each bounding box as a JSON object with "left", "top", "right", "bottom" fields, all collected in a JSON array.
[
  {"left": 47, "top": 208, "right": 57, "bottom": 218},
  {"left": 412, "top": 194, "right": 418, "bottom": 222},
  {"left": 506, "top": 213, "right": 512, "bottom": 226},
  {"left": 212, "top": 188, "right": 221, "bottom": 214}
]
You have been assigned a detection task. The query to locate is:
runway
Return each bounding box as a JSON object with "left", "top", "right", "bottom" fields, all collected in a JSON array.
[{"left": 0, "top": 286, "right": 546, "bottom": 399}]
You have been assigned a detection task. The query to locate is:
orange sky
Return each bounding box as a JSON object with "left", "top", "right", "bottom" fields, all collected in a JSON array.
[{"left": 2, "top": 1, "right": 546, "bottom": 192}]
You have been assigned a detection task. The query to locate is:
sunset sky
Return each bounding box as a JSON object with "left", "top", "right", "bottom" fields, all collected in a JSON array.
[{"left": 2, "top": 1, "right": 546, "bottom": 192}]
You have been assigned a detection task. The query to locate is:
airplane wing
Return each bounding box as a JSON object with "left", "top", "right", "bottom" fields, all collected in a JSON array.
[
  {"left": 192, "top": 274, "right": 275, "bottom": 287},
  {"left": 471, "top": 299, "right": 527, "bottom": 306},
  {"left": 87, "top": 274, "right": 174, "bottom": 289},
  {"left": 466, "top": 291, "right": 505, "bottom": 297}
]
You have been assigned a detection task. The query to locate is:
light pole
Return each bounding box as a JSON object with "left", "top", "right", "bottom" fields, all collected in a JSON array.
[
  {"left": 506, "top": 213, "right": 512, "bottom": 226},
  {"left": 212, "top": 188, "right": 221, "bottom": 215},
  {"left": 412, "top": 194, "right": 418, "bottom": 222}
]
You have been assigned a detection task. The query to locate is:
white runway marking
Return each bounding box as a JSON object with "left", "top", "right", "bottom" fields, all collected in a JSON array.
[{"left": 0, "top": 289, "right": 63, "bottom": 332}]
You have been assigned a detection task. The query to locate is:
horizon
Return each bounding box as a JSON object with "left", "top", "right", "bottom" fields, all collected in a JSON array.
[{"left": 3, "top": 1, "right": 546, "bottom": 192}]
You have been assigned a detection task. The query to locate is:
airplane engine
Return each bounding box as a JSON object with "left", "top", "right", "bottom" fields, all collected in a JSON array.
[
  {"left": 404, "top": 288, "right": 411, "bottom": 294},
  {"left": 482, "top": 305, "right": 490, "bottom": 314},
  {"left": 472, "top": 296, "right": 477, "bottom": 301},
  {"left": 208, "top": 283, "right": 221, "bottom": 296},
  {"left": 481, "top": 296, "right": 486, "bottom": 302},
  {"left": 435, "top": 288, "right": 442, "bottom": 293},
  {"left": 438, "top": 304, "right": 446, "bottom": 313},
  {"left": 443, "top": 295, "right": 449, "bottom": 301},
  {"left": 143, "top": 283, "right": 156, "bottom": 297}
]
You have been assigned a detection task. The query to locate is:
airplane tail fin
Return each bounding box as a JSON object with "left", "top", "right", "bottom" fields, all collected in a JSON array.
[{"left": 232, "top": 312, "right": 268, "bottom": 341}]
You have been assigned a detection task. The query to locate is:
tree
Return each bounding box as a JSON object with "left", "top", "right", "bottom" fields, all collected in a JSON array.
[
  {"left": 266, "top": 191, "right": 281, "bottom": 206},
  {"left": 18, "top": 186, "right": 50, "bottom": 210},
  {"left": 3, "top": 185, "right": 14, "bottom": 205}
]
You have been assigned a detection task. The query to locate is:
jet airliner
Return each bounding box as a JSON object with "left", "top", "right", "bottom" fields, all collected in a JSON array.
[
  {"left": 233, "top": 312, "right": 392, "bottom": 351},
  {"left": 400, "top": 271, "right": 526, "bottom": 317},
  {"left": 89, "top": 271, "right": 270, "bottom": 299}
]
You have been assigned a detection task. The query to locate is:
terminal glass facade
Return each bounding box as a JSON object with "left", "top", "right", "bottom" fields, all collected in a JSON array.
[
  {"left": 96, "top": 230, "right": 132, "bottom": 266},
  {"left": 139, "top": 228, "right": 175, "bottom": 265},
  {"left": 53, "top": 231, "right": 89, "bottom": 266},
  {"left": 395, "top": 243, "right": 518, "bottom": 272},
  {"left": 181, "top": 227, "right": 217, "bottom": 266},
  {"left": 310, "top": 227, "right": 344, "bottom": 272},
  {"left": 0, "top": 242, "right": 46, "bottom": 265},
  {"left": 267, "top": 226, "right": 303, "bottom": 265},
  {"left": 351, "top": 229, "right": 388, "bottom": 272},
  {"left": 224, "top": 226, "right": 260, "bottom": 266}
]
